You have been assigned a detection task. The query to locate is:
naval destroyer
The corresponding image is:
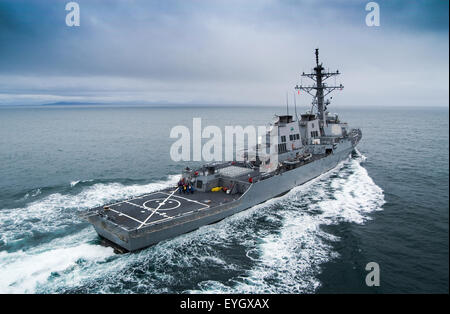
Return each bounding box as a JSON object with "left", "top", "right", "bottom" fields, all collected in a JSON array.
[{"left": 81, "top": 49, "right": 362, "bottom": 252}]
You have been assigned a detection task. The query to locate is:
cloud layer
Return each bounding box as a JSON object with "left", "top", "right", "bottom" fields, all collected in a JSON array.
[{"left": 0, "top": 0, "right": 448, "bottom": 106}]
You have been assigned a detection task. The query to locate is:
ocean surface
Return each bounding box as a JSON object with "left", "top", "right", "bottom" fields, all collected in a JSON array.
[{"left": 0, "top": 105, "right": 448, "bottom": 294}]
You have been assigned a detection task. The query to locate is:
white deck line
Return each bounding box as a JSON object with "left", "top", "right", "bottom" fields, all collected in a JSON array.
[
  {"left": 124, "top": 201, "right": 148, "bottom": 211},
  {"left": 138, "top": 188, "right": 178, "bottom": 229},
  {"left": 102, "top": 190, "right": 211, "bottom": 228},
  {"left": 106, "top": 191, "right": 167, "bottom": 207},
  {"left": 124, "top": 200, "right": 170, "bottom": 218},
  {"left": 107, "top": 207, "right": 145, "bottom": 225},
  {"left": 160, "top": 192, "right": 211, "bottom": 208}
]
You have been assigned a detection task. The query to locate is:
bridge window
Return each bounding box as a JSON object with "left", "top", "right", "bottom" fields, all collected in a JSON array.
[{"left": 278, "top": 143, "right": 287, "bottom": 153}]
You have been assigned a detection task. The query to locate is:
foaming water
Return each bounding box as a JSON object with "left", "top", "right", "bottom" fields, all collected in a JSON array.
[
  {"left": 0, "top": 228, "right": 114, "bottom": 293},
  {"left": 1, "top": 106, "right": 446, "bottom": 293},
  {"left": 0, "top": 154, "right": 385, "bottom": 294},
  {"left": 190, "top": 152, "right": 385, "bottom": 293},
  {"left": 0, "top": 175, "right": 180, "bottom": 293},
  {"left": 0, "top": 175, "right": 180, "bottom": 249}
]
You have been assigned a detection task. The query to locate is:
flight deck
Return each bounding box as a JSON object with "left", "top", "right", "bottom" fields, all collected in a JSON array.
[{"left": 90, "top": 189, "right": 241, "bottom": 231}]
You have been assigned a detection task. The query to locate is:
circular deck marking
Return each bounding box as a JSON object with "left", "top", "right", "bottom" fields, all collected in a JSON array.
[{"left": 143, "top": 198, "right": 181, "bottom": 211}]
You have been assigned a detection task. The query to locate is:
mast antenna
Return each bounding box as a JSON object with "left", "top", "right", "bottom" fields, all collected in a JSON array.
[
  {"left": 286, "top": 92, "right": 289, "bottom": 115},
  {"left": 293, "top": 91, "right": 299, "bottom": 122},
  {"left": 315, "top": 48, "right": 319, "bottom": 66},
  {"left": 295, "top": 49, "right": 344, "bottom": 135}
]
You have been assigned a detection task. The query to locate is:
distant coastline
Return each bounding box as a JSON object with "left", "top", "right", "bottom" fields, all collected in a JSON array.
[{"left": 41, "top": 101, "right": 106, "bottom": 106}]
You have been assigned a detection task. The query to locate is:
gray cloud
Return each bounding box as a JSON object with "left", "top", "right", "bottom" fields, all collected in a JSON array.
[{"left": 0, "top": 0, "right": 448, "bottom": 107}]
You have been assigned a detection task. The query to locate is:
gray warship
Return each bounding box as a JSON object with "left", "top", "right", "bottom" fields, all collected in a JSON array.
[{"left": 81, "top": 49, "right": 362, "bottom": 252}]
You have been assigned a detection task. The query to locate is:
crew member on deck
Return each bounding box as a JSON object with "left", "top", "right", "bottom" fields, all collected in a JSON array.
[
  {"left": 177, "top": 180, "right": 183, "bottom": 194},
  {"left": 188, "top": 183, "right": 194, "bottom": 194}
]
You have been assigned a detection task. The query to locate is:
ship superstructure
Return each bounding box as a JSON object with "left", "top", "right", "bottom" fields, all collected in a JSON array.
[{"left": 81, "top": 50, "right": 362, "bottom": 252}]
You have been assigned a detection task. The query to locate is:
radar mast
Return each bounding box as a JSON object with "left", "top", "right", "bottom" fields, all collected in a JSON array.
[{"left": 295, "top": 49, "right": 343, "bottom": 135}]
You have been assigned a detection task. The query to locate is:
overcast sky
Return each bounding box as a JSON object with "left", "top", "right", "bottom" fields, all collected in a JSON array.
[{"left": 0, "top": 0, "right": 448, "bottom": 107}]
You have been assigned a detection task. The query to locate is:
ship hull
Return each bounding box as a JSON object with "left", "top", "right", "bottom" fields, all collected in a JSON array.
[{"left": 88, "top": 143, "right": 354, "bottom": 252}]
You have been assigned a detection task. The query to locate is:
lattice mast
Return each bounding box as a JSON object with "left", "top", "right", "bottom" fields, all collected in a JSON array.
[{"left": 295, "top": 49, "right": 343, "bottom": 135}]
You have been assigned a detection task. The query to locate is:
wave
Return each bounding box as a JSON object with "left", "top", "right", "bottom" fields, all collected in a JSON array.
[
  {"left": 21, "top": 188, "right": 42, "bottom": 201},
  {"left": 0, "top": 175, "right": 181, "bottom": 293},
  {"left": 191, "top": 153, "right": 385, "bottom": 293},
  {"left": 0, "top": 175, "right": 180, "bottom": 249},
  {"left": 0, "top": 154, "right": 385, "bottom": 294},
  {"left": 70, "top": 179, "right": 95, "bottom": 187},
  {"left": 54, "top": 153, "right": 384, "bottom": 294},
  {"left": 0, "top": 228, "right": 114, "bottom": 293},
  {"left": 70, "top": 180, "right": 80, "bottom": 187}
]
